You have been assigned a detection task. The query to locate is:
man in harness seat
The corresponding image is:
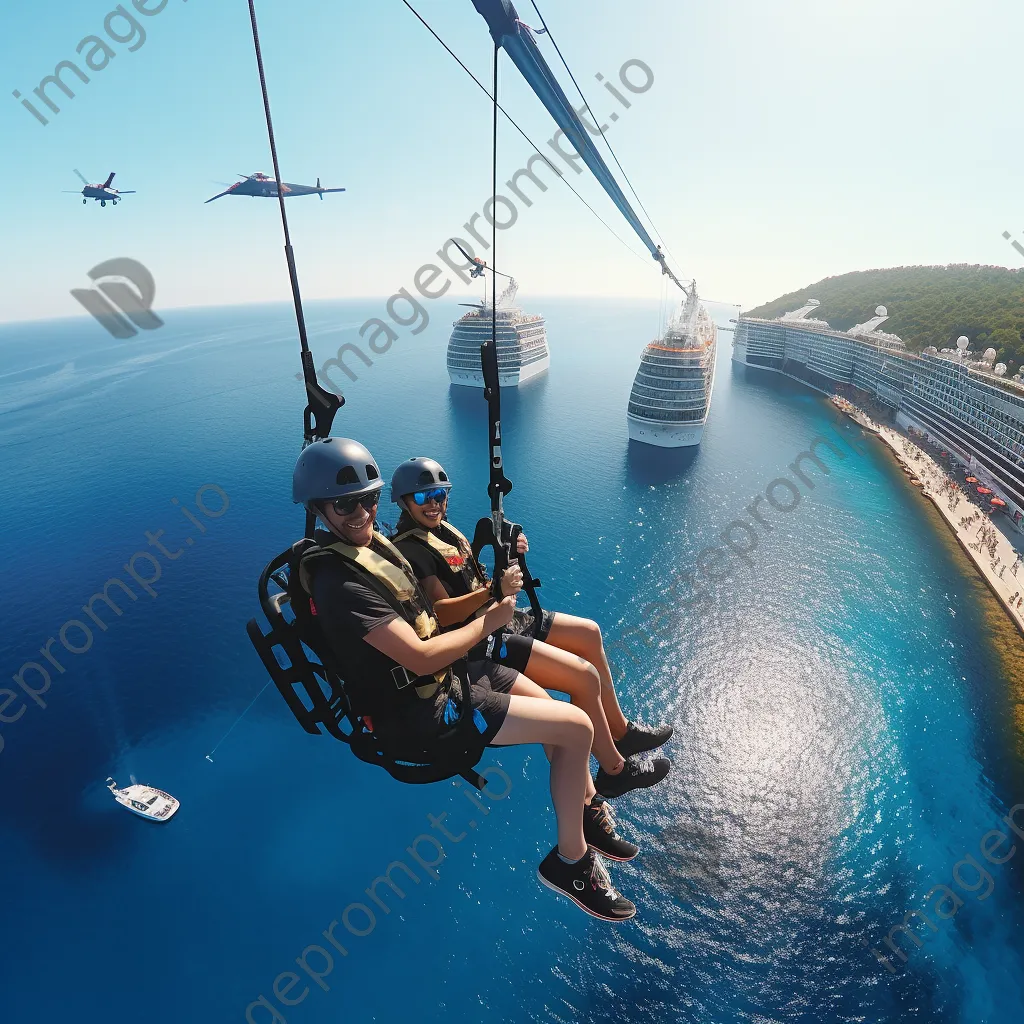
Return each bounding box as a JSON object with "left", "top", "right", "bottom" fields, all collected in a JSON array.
[
  {"left": 291, "top": 437, "right": 639, "bottom": 922},
  {"left": 389, "top": 456, "right": 673, "bottom": 800}
]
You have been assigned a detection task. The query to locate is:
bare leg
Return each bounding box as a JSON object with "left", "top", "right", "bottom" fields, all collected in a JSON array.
[
  {"left": 520, "top": 642, "right": 624, "bottom": 774},
  {"left": 544, "top": 613, "right": 630, "bottom": 740},
  {"left": 510, "top": 674, "right": 598, "bottom": 803},
  {"left": 491, "top": 689, "right": 594, "bottom": 860}
]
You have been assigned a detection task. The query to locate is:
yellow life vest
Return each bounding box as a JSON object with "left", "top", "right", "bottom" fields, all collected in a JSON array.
[
  {"left": 300, "top": 532, "right": 447, "bottom": 693},
  {"left": 393, "top": 521, "right": 487, "bottom": 593}
]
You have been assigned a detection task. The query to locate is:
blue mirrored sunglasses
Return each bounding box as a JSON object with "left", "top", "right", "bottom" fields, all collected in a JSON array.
[{"left": 411, "top": 487, "right": 450, "bottom": 506}]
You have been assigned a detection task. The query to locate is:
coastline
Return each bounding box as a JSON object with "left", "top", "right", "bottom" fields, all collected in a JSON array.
[{"left": 833, "top": 398, "right": 1024, "bottom": 639}]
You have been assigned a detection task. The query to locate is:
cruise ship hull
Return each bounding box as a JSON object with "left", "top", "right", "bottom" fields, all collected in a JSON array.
[
  {"left": 448, "top": 352, "right": 550, "bottom": 388},
  {"left": 627, "top": 415, "right": 706, "bottom": 447},
  {"left": 731, "top": 313, "right": 1024, "bottom": 533},
  {"left": 446, "top": 291, "right": 549, "bottom": 389},
  {"left": 625, "top": 289, "right": 718, "bottom": 449},
  {"left": 731, "top": 333, "right": 748, "bottom": 364}
]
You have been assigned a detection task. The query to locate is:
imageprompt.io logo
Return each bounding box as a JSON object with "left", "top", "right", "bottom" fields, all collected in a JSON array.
[{"left": 71, "top": 258, "right": 164, "bottom": 339}]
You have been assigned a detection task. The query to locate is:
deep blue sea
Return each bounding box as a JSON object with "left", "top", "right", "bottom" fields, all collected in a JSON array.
[{"left": 2, "top": 297, "right": 1024, "bottom": 1024}]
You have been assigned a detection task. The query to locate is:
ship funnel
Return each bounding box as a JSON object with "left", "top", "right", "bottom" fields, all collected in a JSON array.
[{"left": 781, "top": 299, "right": 822, "bottom": 322}]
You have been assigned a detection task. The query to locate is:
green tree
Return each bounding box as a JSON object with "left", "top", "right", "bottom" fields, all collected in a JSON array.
[{"left": 743, "top": 265, "right": 1024, "bottom": 368}]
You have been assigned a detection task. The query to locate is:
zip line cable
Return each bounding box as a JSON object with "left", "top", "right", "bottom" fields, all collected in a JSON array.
[
  {"left": 658, "top": 269, "right": 668, "bottom": 340},
  {"left": 399, "top": 0, "right": 651, "bottom": 269},
  {"left": 246, "top": 0, "right": 312, "bottom": 376},
  {"left": 205, "top": 680, "right": 274, "bottom": 762},
  {"left": 247, "top": 0, "right": 340, "bottom": 539},
  {"left": 203, "top": 0, "right": 318, "bottom": 763},
  {"left": 492, "top": 42, "right": 499, "bottom": 355},
  {"left": 205, "top": 1, "right": 336, "bottom": 764},
  {"left": 527, "top": 0, "right": 684, "bottom": 274}
]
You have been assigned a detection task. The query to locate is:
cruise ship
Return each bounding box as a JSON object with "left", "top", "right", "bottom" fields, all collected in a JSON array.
[
  {"left": 446, "top": 277, "right": 549, "bottom": 387},
  {"left": 627, "top": 283, "right": 718, "bottom": 447},
  {"left": 732, "top": 300, "right": 1024, "bottom": 533}
]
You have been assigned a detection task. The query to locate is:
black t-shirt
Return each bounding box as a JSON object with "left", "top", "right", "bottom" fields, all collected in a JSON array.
[
  {"left": 307, "top": 548, "right": 449, "bottom": 726},
  {"left": 399, "top": 539, "right": 462, "bottom": 595},
  {"left": 393, "top": 518, "right": 486, "bottom": 599},
  {"left": 394, "top": 526, "right": 492, "bottom": 639},
  {"left": 394, "top": 526, "right": 540, "bottom": 642}
]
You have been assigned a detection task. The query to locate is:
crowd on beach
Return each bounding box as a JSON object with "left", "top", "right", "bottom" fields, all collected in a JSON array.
[
  {"left": 889, "top": 430, "right": 1024, "bottom": 616},
  {"left": 831, "top": 395, "right": 1024, "bottom": 622}
]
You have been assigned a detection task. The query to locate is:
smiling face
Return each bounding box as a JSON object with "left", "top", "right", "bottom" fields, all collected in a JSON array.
[
  {"left": 319, "top": 491, "right": 380, "bottom": 547},
  {"left": 404, "top": 488, "right": 449, "bottom": 530}
]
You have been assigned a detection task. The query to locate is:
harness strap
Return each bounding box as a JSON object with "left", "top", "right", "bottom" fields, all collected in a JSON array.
[
  {"left": 393, "top": 523, "right": 487, "bottom": 591},
  {"left": 301, "top": 533, "right": 414, "bottom": 599},
  {"left": 248, "top": 540, "right": 488, "bottom": 789},
  {"left": 299, "top": 531, "right": 447, "bottom": 687}
]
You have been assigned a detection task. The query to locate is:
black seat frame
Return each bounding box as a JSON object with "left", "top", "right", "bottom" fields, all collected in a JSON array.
[{"left": 246, "top": 540, "right": 487, "bottom": 789}]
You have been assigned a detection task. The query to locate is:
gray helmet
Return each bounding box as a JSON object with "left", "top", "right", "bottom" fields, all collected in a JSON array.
[
  {"left": 390, "top": 456, "right": 452, "bottom": 505},
  {"left": 292, "top": 437, "right": 383, "bottom": 506}
]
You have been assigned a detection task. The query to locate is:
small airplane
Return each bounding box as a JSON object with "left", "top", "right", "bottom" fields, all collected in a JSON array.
[
  {"left": 64, "top": 169, "right": 135, "bottom": 207},
  {"left": 204, "top": 172, "right": 345, "bottom": 204}
]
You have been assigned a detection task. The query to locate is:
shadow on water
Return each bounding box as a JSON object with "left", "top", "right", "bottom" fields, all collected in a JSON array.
[
  {"left": 446, "top": 381, "right": 486, "bottom": 415},
  {"left": 644, "top": 816, "right": 731, "bottom": 902},
  {"left": 0, "top": 719, "right": 144, "bottom": 867},
  {"left": 729, "top": 358, "right": 827, "bottom": 403},
  {"left": 729, "top": 358, "right": 784, "bottom": 386},
  {"left": 445, "top": 376, "right": 552, "bottom": 467},
  {"left": 625, "top": 439, "right": 700, "bottom": 487},
  {"left": 446, "top": 372, "right": 551, "bottom": 412}
]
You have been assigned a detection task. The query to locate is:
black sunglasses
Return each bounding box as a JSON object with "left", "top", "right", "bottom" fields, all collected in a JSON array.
[{"left": 331, "top": 490, "right": 381, "bottom": 517}]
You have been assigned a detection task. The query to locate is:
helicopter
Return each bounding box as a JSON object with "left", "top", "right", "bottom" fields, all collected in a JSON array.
[
  {"left": 63, "top": 170, "right": 135, "bottom": 207},
  {"left": 204, "top": 172, "right": 345, "bottom": 203}
]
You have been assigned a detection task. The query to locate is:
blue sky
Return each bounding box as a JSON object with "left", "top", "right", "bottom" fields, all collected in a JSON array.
[{"left": 2, "top": 0, "right": 1023, "bottom": 324}]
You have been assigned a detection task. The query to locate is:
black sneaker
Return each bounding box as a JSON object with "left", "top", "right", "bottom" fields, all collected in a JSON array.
[
  {"left": 584, "top": 799, "right": 639, "bottom": 861},
  {"left": 616, "top": 720, "right": 673, "bottom": 758},
  {"left": 595, "top": 753, "right": 671, "bottom": 799},
  {"left": 537, "top": 847, "right": 637, "bottom": 922}
]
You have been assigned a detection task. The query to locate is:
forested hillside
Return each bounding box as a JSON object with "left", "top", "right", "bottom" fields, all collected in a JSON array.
[{"left": 742, "top": 265, "right": 1024, "bottom": 371}]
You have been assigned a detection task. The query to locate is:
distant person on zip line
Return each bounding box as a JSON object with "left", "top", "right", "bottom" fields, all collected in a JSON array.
[
  {"left": 387, "top": 457, "right": 673, "bottom": 802},
  {"left": 292, "top": 438, "right": 639, "bottom": 922}
]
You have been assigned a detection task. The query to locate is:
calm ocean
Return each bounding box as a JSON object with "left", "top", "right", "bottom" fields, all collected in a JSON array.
[{"left": 1, "top": 297, "right": 1023, "bottom": 1024}]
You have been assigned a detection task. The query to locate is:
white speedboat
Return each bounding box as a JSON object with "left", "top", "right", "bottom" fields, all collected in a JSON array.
[{"left": 106, "top": 778, "right": 179, "bottom": 822}]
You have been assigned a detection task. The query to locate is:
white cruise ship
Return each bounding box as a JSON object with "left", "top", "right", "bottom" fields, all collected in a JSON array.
[
  {"left": 627, "top": 283, "right": 718, "bottom": 447},
  {"left": 446, "top": 277, "right": 549, "bottom": 387}
]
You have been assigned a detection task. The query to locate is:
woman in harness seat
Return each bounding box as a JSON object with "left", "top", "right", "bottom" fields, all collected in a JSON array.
[
  {"left": 388, "top": 457, "right": 673, "bottom": 801},
  {"left": 293, "top": 437, "right": 639, "bottom": 923}
]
